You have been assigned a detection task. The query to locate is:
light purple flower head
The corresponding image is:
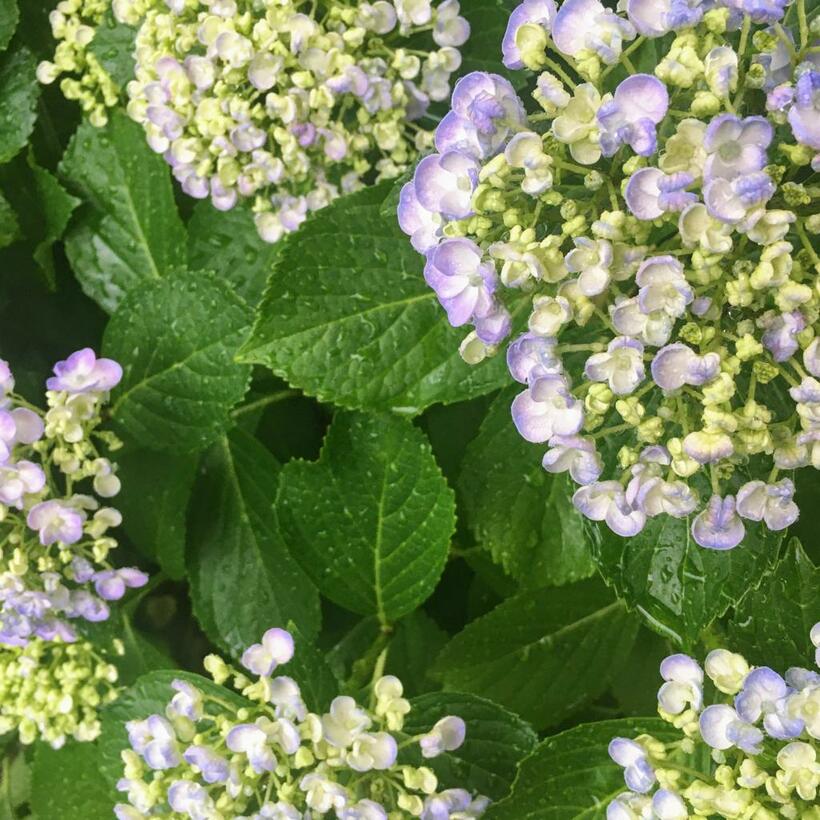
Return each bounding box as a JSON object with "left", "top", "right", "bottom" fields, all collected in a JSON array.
[
  {"left": 736, "top": 479, "right": 799, "bottom": 531},
  {"left": 226, "top": 724, "right": 275, "bottom": 773},
  {"left": 651, "top": 343, "right": 720, "bottom": 391},
  {"left": 424, "top": 238, "right": 497, "bottom": 327},
  {"left": 573, "top": 480, "right": 646, "bottom": 536},
  {"left": 552, "top": 0, "right": 636, "bottom": 65},
  {"left": 766, "top": 82, "right": 795, "bottom": 113},
  {"left": 699, "top": 704, "right": 763, "bottom": 754},
  {"left": 802, "top": 338, "right": 820, "bottom": 378},
  {"left": 790, "top": 375, "right": 820, "bottom": 404},
  {"left": 325, "top": 64, "right": 369, "bottom": 96},
  {"left": 723, "top": 0, "right": 789, "bottom": 24},
  {"left": 9, "top": 408, "right": 44, "bottom": 446},
  {"left": 691, "top": 494, "right": 745, "bottom": 550},
  {"left": 657, "top": 653, "right": 704, "bottom": 713},
  {"left": 168, "top": 679, "right": 203, "bottom": 722},
  {"left": 511, "top": 374, "right": 584, "bottom": 443},
  {"left": 92, "top": 568, "right": 149, "bottom": 601},
  {"left": 47, "top": 348, "right": 123, "bottom": 394},
  {"left": 788, "top": 70, "right": 820, "bottom": 151},
  {"left": 735, "top": 667, "right": 804, "bottom": 739},
  {"left": 0, "top": 360, "right": 14, "bottom": 401},
  {"left": 542, "top": 435, "right": 603, "bottom": 485},
  {"left": 597, "top": 75, "right": 669, "bottom": 157},
  {"left": 635, "top": 256, "right": 693, "bottom": 319},
  {"left": 168, "top": 781, "right": 213, "bottom": 815},
  {"left": 71, "top": 557, "right": 95, "bottom": 584},
  {"left": 436, "top": 73, "right": 527, "bottom": 159},
  {"left": 0, "top": 460, "right": 46, "bottom": 508},
  {"left": 703, "top": 114, "right": 773, "bottom": 181},
  {"left": 502, "top": 0, "right": 557, "bottom": 69},
  {"left": 625, "top": 168, "right": 696, "bottom": 220},
  {"left": 608, "top": 737, "right": 655, "bottom": 793},
  {"left": 241, "top": 627, "right": 295, "bottom": 677},
  {"left": 762, "top": 310, "right": 806, "bottom": 362},
  {"left": 626, "top": 0, "right": 703, "bottom": 38},
  {"left": 685, "top": 428, "right": 736, "bottom": 467},
  {"left": 34, "top": 616, "right": 77, "bottom": 643},
  {"left": 704, "top": 171, "right": 775, "bottom": 224},
  {"left": 413, "top": 151, "right": 479, "bottom": 220},
  {"left": 26, "top": 500, "right": 85, "bottom": 546},
  {"left": 397, "top": 182, "right": 442, "bottom": 253},
  {"left": 627, "top": 475, "right": 698, "bottom": 518},
  {"left": 183, "top": 745, "right": 230, "bottom": 784},
  {"left": 69, "top": 589, "right": 110, "bottom": 622},
  {"left": 507, "top": 333, "right": 562, "bottom": 384},
  {"left": 584, "top": 337, "right": 645, "bottom": 395},
  {"left": 474, "top": 303, "right": 512, "bottom": 344},
  {"left": 127, "top": 715, "right": 180, "bottom": 769},
  {"left": 419, "top": 715, "right": 466, "bottom": 758}
]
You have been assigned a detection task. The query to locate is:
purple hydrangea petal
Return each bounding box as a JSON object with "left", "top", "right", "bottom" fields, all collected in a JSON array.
[
  {"left": 47, "top": 348, "right": 123, "bottom": 394},
  {"left": 625, "top": 167, "right": 664, "bottom": 220},
  {"left": 691, "top": 495, "right": 745, "bottom": 550},
  {"left": 502, "top": 0, "right": 558, "bottom": 69},
  {"left": 788, "top": 70, "right": 820, "bottom": 150}
]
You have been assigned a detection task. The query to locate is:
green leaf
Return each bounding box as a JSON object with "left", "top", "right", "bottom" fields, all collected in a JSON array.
[
  {"left": 0, "top": 44, "right": 39, "bottom": 165},
  {"left": 459, "top": 387, "right": 596, "bottom": 588},
  {"left": 188, "top": 429, "right": 321, "bottom": 655},
  {"left": 31, "top": 740, "right": 111, "bottom": 820},
  {"left": 88, "top": 8, "right": 136, "bottom": 89},
  {"left": 727, "top": 538, "right": 819, "bottom": 670},
  {"left": 0, "top": 189, "right": 20, "bottom": 248},
  {"left": 485, "top": 718, "right": 678, "bottom": 820},
  {"left": 610, "top": 626, "right": 672, "bottom": 716},
  {"left": 277, "top": 411, "right": 456, "bottom": 624},
  {"left": 0, "top": 0, "right": 19, "bottom": 53},
  {"left": 401, "top": 692, "right": 538, "bottom": 801},
  {"left": 60, "top": 111, "right": 187, "bottom": 313},
  {"left": 386, "top": 609, "right": 450, "bottom": 697},
  {"left": 0, "top": 748, "right": 30, "bottom": 820},
  {"left": 586, "top": 513, "right": 784, "bottom": 648},
  {"left": 0, "top": 150, "right": 80, "bottom": 281},
  {"left": 188, "top": 200, "right": 278, "bottom": 305},
  {"left": 116, "top": 447, "right": 199, "bottom": 579},
  {"left": 238, "top": 183, "right": 510, "bottom": 413},
  {"left": 430, "top": 580, "right": 639, "bottom": 730},
  {"left": 28, "top": 153, "right": 81, "bottom": 282},
  {"left": 457, "top": 0, "right": 519, "bottom": 82},
  {"left": 103, "top": 269, "right": 252, "bottom": 452}
]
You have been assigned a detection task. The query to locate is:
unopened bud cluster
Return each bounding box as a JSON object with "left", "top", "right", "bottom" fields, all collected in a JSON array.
[
  {"left": 115, "top": 627, "right": 488, "bottom": 819},
  {"left": 0, "top": 637, "right": 120, "bottom": 748},
  {"left": 0, "top": 349, "right": 147, "bottom": 648},
  {"left": 40, "top": 0, "right": 471, "bottom": 243},
  {"left": 398, "top": 0, "right": 820, "bottom": 549},
  {"left": 36, "top": 0, "right": 120, "bottom": 127},
  {"left": 607, "top": 622, "right": 820, "bottom": 819}
]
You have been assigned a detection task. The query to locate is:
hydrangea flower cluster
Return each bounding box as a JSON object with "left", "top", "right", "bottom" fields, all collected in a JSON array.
[
  {"left": 0, "top": 636, "right": 121, "bottom": 748},
  {"left": 40, "top": 0, "right": 471, "bottom": 244},
  {"left": 0, "top": 349, "right": 147, "bottom": 648},
  {"left": 399, "top": 0, "right": 820, "bottom": 550},
  {"left": 606, "top": 623, "right": 820, "bottom": 819},
  {"left": 115, "top": 627, "right": 488, "bottom": 819}
]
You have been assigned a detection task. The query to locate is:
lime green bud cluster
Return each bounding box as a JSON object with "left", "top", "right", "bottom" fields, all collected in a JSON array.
[
  {"left": 116, "top": 629, "right": 487, "bottom": 818},
  {"left": 0, "top": 638, "right": 120, "bottom": 748},
  {"left": 37, "top": 0, "right": 121, "bottom": 127}
]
